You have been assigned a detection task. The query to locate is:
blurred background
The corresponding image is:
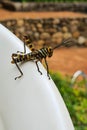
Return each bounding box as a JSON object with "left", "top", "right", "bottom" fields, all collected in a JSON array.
[{"left": 0, "top": 0, "right": 87, "bottom": 130}]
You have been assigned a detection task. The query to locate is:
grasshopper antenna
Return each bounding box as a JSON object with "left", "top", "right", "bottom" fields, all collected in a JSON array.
[{"left": 53, "top": 38, "right": 75, "bottom": 50}]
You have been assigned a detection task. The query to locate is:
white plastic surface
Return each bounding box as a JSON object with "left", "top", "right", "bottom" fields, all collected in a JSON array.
[{"left": 0, "top": 24, "right": 74, "bottom": 130}]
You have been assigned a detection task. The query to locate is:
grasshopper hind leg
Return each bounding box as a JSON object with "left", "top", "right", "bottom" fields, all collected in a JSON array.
[
  {"left": 13, "top": 58, "right": 23, "bottom": 80},
  {"left": 17, "top": 41, "right": 26, "bottom": 54}
]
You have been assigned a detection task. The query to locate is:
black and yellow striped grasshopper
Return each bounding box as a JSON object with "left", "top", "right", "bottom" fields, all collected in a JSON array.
[{"left": 11, "top": 35, "right": 74, "bottom": 80}]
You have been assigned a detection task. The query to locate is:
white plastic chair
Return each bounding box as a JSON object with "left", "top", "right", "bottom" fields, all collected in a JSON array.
[{"left": 0, "top": 24, "right": 74, "bottom": 130}]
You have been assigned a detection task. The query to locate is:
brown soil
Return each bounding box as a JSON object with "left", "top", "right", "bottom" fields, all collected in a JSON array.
[
  {"left": 0, "top": 8, "right": 87, "bottom": 76},
  {"left": 48, "top": 47, "right": 87, "bottom": 76},
  {"left": 0, "top": 8, "right": 87, "bottom": 20}
]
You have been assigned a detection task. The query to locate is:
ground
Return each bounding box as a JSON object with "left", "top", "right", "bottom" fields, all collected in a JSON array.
[
  {"left": 48, "top": 47, "right": 87, "bottom": 76},
  {"left": 0, "top": 8, "right": 87, "bottom": 20},
  {"left": 0, "top": 8, "right": 87, "bottom": 76}
]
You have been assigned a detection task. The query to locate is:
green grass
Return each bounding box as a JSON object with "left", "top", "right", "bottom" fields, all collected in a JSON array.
[{"left": 51, "top": 72, "right": 87, "bottom": 130}]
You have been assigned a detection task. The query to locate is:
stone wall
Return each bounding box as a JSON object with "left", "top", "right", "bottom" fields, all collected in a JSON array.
[
  {"left": 1, "top": 1, "right": 87, "bottom": 12},
  {"left": 1, "top": 18, "right": 87, "bottom": 48}
]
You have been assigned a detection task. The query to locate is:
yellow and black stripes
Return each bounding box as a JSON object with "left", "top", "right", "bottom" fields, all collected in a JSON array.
[
  {"left": 23, "top": 35, "right": 35, "bottom": 52},
  {"left": 11, "top": 47, "right": 53, "bottom": 63},
  {"left": 11, "top": 47, "right": 53, "bottom": 79},
  {"left": 11, "top": 37, "right": 73, "bottom": 80},
  {"left": 11, "top": 53, "right": 30, "bottom": 63},
  {"left": 37, "top": 47, "right": 53, "bottom": 59}
]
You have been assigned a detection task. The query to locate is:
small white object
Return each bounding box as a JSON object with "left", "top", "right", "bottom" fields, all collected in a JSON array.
[
  {"left": 0, "top": 24, "right": 74, "bottom": 130},
  {"left": 71, "top": 70, "right": 87, "bottom": 88},
  {"left": 78, "top": 36, "right": 86, "bottom": 45}
]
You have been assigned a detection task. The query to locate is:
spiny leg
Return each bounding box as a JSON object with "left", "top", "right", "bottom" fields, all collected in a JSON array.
[
  {"left": 23, "top": 36, "right": 27, "bottom": 53},
  {"left": 17, "top": 36, "right": 26, "bottom": 54},
  {"left": 13, "top": 58, "right": 23, "bottom": 80},
  {"left": 35, "top": 61, "right": 42, "bottom": 75},
  {"left": 17, "top": 42, "right": 26, "bottom": 54},
  {"left": 44, "top": 58, "right": 50, "bottom": 79}
]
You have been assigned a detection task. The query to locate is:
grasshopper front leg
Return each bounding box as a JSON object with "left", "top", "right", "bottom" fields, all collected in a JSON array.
[{"left": 44, "top": 58, "right": 50, "bottom": 79}]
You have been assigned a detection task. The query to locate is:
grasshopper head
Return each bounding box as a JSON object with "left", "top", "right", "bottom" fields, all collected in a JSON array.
[{"left": 47, "top": 47, "right": 53, "bottom": 57}]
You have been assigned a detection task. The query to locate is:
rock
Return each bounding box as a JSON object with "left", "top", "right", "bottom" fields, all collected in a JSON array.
[
  {"left": 22, "top": 3, "right": 36, "bottom": 11},
  {"left": 1, "top": 1, "right": 22, "bottom": 11},
  {"left": 31, "top": 23, "right": 35, "bottom": 28},
  {"left": 40, "top": 32, "right": 51, "bottom": 40},
  {"left": 32, "top": 26, "right": 37, "bottom": 32},
  {"left": 70, "top": 20, "right": 79, "bottom": 25},
  {"left": 70, "top": 20, "right": 80, "bottom": 33},
  {"left": 25, "top": 30, "right": 33, "bottom": 37},
  {"left": 52, "top": 32, "right": 63, "bottom": 39},
  {"left": 13, "top": 2, "right": 22, "bottom": 11},
  {"left": 37, "top": 40, "right": 45, "bottom": 48},
  {"left": 53, "top": 18, "right": 60, "bottom": 25},
  {"left": 62, "top": 26, "right": 68, "bottom": 33},
  {"left": 52, "top": 32, "right": 63, "bottom": 45},
  {"left": 37, "top": 23, "right": 43, "bottom": 28},
  {"left": 78, "top": 36, "right": 86, "bottom": 45},
  {"left": 45, "top": 28, "right": 51, "bottom": 33},
  {"left": 52, "top": 37, "right": 62, "bottom": 44},
  {"left": 34, "top": 32, "right": 40, "bottom": 40},
  {"left": 38, "top": 40, "right": 45, "bottom": 46},
  {"left": 1, "top": 1, "right": 87, "bottom": 12},
  {"left": 6, "top": 21, "right": 12, "bottom": 27},
  {"left": 72, "top": 31, "right": 80, "bottom": 39},
  {"left": 49, "top": 28, "right": 57, "bottom": 34},
  {"left": 45, "top": 39, "right": 52, "bottom": 45},
  {"left": 38, "top": 28, "right": 44, "bottom": 33},
  {"left": 53, "top": 24, "right": 58, "bottom": 29},
  {"left": 84, "top": 39, "right": 87, "bottom": 46},
  {"left": 70, "top": 25, "right": 78, "bottom": 33},
  {"left": 63, "top": 32, "right": 72, "bottom": 39},
  {"left": 17, "top": 19, "right": 24, "bottom": 27},
  {"left": 18, "top": 27, "right": 25, "bottom": 34},
  {"left": 1, "top": 18, "right": 87, "bottom": 48},
  {"left": 82, "top": 30, "right": 87, "bottom": 37}
]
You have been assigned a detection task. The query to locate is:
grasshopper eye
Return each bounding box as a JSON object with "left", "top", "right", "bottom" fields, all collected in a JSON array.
[
  {"left": 48, "top": 47, "right": 53, "bottom": 57},
  {"left": 48, "top": 47, "right": 52, "bottom": 52}
]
